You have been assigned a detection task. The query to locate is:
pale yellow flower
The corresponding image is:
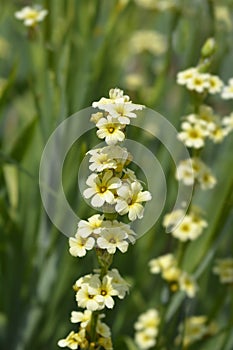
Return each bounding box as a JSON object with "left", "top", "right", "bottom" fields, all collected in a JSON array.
[
  {"left": 149, "top": 253, "right": 176, "bottom": 274},
  {"left": 76, "top": 283, "right": 103, "bottom": 311},
  {"left": 223, "top": 113, "right": 233, "bottom": 134},
  {"left": 58, "top": 330, "right": 82, "bottom": 349},
  {"left": 222, "top": 78, "right": 233, "bottom": 99},
  {"left": 92, "top": 88, "right": 130, "bottom": 108},
  {"left": 176, "top": 316, "right": 208, "bottom": 348},
  {"left": 207, "top": 75, "right": 223, "bottom": 94},
  {"left": 177, "top": 68, "right": 198, "bottom": 86},
  {"left": 178, "top": 272, "right": 198, "bottom": 298},
  {"left": 116, "top": 181, "right": 152, "bottom": 221},
  {"left": 134, "top": 309, "right": 160, "bottom": 349},
  {"left": 130, "top": 30, "right": 167, "bottom": 56},
  {"left": 186, "top": 73, "right": 210, "bottom": 93},
  {"left": 125, "top": 73, "right": 145, "bottom": 90},
  {"left": 213, "top": 257, "right": 233, "bottom": 283},
  {"left": 15, "top": 6, "right": 48, "bottom": 27},
  {"left": 176, "top": 157, "right": 217, "bottom": 190},
  {"left": 107, "top": 269, "right": 130, "bottom": 299},
  {"left": 77, "top": 214, "right": 103, "bottom": 238},
  {"left": 162, "top": 266, "right": 181, "bottom": 282},
  {"left": 98, "top": 336, "right": 113, "bottom": 350},
  {"left": 198, "top": 170, "right": 217, "bottom": 190},
  {"left": 96, "top": 115, "right": 125, "bottom": 145},
  {"left": 97, "top": 228, "right": 129, "bottom": 254},
  {"left": 134, "top": 309, "right": 160, "bottom": 350},
  {"left": 172, "top": 214, "right": 206, "bottom": 241},
  {"left": 96, "top": 320, "right": 111, "bottom": 338},
  {"left": 99, "top": 101, "right": 144, "bottom": 125},
  {"left": 209, "top": 125, "right": 227, "bottom": 143},
  {"left": 70, "top": 310, "right": 92, "bottom": 328},
  {"left": 178, "top": 121, "right": 207, "bottom": 148},
  {"left": 83, "top": 170, "right": 121, "bottom": 207},
  {"left": 69, "top": 233, "right": 95, "bottom": 257}
]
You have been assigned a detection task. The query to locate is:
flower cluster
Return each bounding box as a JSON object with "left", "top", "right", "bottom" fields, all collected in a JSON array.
[
  {"left": 129, "top": 30, "right": 167, "bottom": 56},
  {"left": 134, "top": 309, "right": 160, "bottom": 350},
  {"left": 74, "top": 269, "right": 129, "bottom": 311},
  {"left": 176, "top": 157, "right": 216, "bottom": 189},
  {"left": 163, "top": 209, "right": 207, "bottom": 242},
  {"left": 58, "top": 312, "right": 112, "bottom": 350},
  {"left": 177, "top": 105, "right": 230, "bottom": 149},
  {"left": 69, "top": 216, "right": 136, "bottom": 256},
  {"left": 58, "top": 88, "right": 152, "bottom": 349},
  {"left": 212, "top": 257, "right": 233, "bottom": 284},
  {"left": 177, "top": 67, "right": 223, "bottom": 94},
  {"left": 15, "top": 5, "right": 48, "bottom": 27},
  {"left": 175, "top": 316, "right": 217, "bottom": 348},
  {"left": 149, "top": 254, "right": 198, "bottom": 298},
  {"left": 177, "top": 51, "right": 233, "bottom": 151},
  {"left": 83, "top": 89, "right": 151, "bottom": 226}
]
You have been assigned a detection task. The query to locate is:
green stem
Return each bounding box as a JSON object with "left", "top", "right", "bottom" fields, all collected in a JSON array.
[
  {"left": 96, "top": 249, "right": 113, "bottom": 279},
  {"left": 89, "top": 249, "right": 113, "bottom": 344},
  {"left": 207, "top": 0, "right": 216, "bottom": 37},
  {"left": 89, "top": 311, "right": 99, "bottom": 345},
  {"left": 148, "top": 10, "right": 180, "bottom": 106},
  {"left": 193, "top": 176, "right": 233, "bottom": 273}
]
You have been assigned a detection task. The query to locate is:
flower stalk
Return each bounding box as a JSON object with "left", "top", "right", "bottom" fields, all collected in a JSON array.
[{"left": 58, "top": 88, "right": 152, "bottom": 349}]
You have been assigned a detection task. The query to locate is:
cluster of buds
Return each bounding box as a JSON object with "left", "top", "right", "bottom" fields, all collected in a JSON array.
[
  {"left": 58, "top": 88, "right": 152, "bottom": 349},
  {"left": 177, "top": 104, "right": 231, "bottom": 149}
]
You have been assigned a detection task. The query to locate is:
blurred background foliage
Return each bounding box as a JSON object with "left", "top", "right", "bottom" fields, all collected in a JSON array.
[{"left": 0, "top": 0, "right": 233, "bottom": 349}]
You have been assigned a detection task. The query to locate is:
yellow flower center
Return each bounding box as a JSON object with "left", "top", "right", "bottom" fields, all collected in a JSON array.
[
  {"left": 27, "top": 10, "right": 39, "bottom": 20},
  {"left": 170, "top": 283, "right": 178, "bottom": 292},
  {"left": 181, "top": 224, "right": 190, "bottom": 233},
  {"left": 188, "top": 129, "right": 200, "bottom": 139},
  {"left": 100, "top": 186, "right": 107, "bottom": 193},
  {"left": 193, "top": 78, "right": 203, "bottom": 86},
  {"left": 108, "top": 126, "right": 115, "bottom": 133},
  {"left": 101, "top": 290, "right": 107, "bottom": 296}
]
